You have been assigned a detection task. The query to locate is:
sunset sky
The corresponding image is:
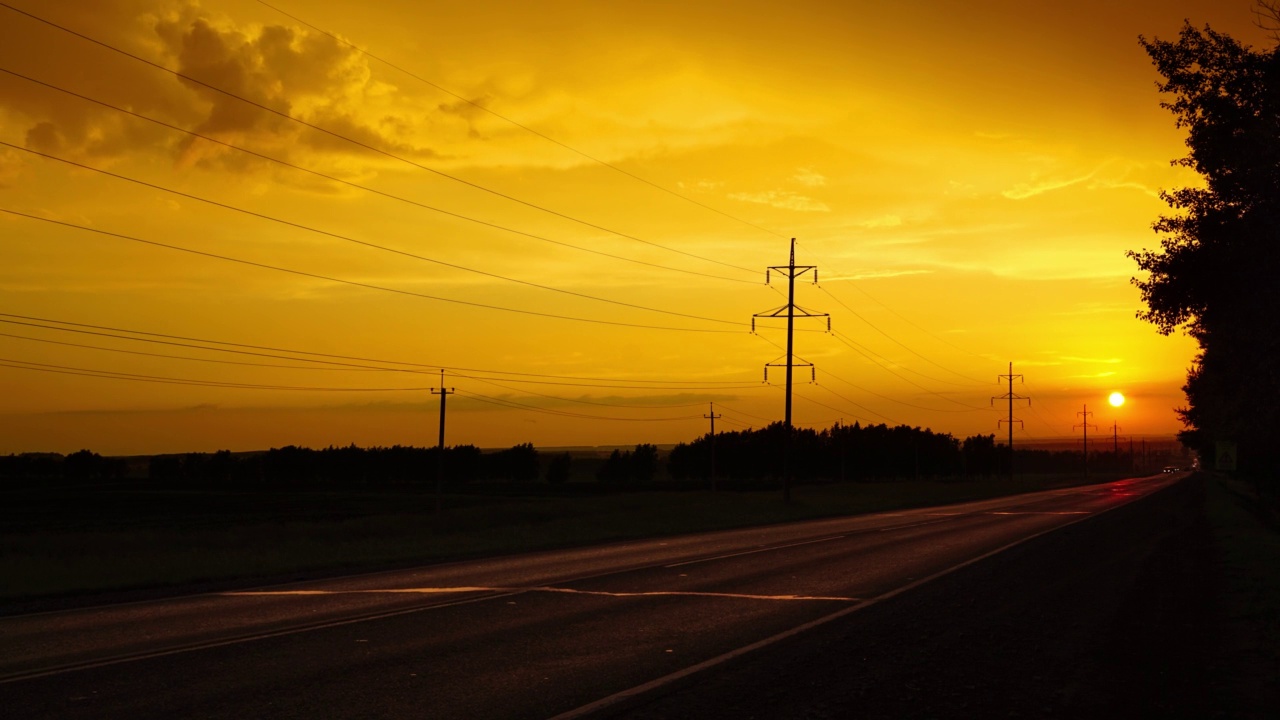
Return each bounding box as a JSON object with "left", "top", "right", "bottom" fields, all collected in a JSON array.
[{"left": 0, "top": 0, "right": 1269, "bottom": 455}]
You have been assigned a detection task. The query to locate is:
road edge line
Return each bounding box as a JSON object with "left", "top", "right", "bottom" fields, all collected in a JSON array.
[{"left": 548, "top": 476, "right": 1181, "bottom": 720}]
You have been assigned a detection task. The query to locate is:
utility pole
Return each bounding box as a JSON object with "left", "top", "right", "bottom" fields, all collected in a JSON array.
[
  {"left": 431, "top": 369, "right": 454, "bottom": 513},
  {"left": 838, "top": 418, "right": 846, "bottom": 483},
  {"left": 1075, "top": 404, "right": 1096, "bottom": 479},
  {"left": 991, "top": 362, "right": 1030, "bottom": 482},
  {"left": 753, "top": 238, "right": 828, "bottom": 502},
  {"left": 1111, "top": 421, "right": 1122, "bottom": 454},
  {"left": 704, "top": 402, "right": 722, "bottom": 491}
]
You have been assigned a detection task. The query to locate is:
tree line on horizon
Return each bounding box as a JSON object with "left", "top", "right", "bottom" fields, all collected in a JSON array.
[
  {"left": 0, "top": 421, "right": 1156, "bottom": 488},
  {"left": 666, "top": 421, "right": 1138, "bottom": 483}
]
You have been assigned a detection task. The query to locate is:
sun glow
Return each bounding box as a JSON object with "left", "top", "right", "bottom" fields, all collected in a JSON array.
[{"left": 1109, "top": 392, "right": 1126, "bottom": 407}]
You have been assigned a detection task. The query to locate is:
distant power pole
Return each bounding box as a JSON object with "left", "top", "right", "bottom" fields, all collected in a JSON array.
[
  {"left": 704, "top": 402, "right": 722, "bottom": 491},
  {"left": 991, "top": 362, "right": 1030, "bottom": 482},
  {"left": 1075, "top": 404, "right": 1097, "bottom": 479},
  {"left": 1110, "top": 421, "right": 1122, "bottom": 454},
  {"left": 837, "top": 418, "right": 846, "bottom": 483},
  {"left": 753, "top": 238, "right": 828, "bottom": 503},
  {"left": 431, "top": 369, "right": 455, "bottom": 513}
]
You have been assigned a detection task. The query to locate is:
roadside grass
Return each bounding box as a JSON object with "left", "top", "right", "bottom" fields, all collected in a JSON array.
[
  {"left": 2, "top": 473, "right": 1126, "bottom": 605},
  {"left": 1207, "top": 476, "right": 1280, "bottom": 711}
]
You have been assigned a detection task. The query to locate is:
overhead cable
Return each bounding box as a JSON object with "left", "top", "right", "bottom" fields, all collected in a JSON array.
[
  {"left": 256, "top": 0, "right": 786, "bottom": 242},
  {"left": 0, "top": 3, "right": 760, "bottom": 277},
  {"left": 0, "top": 68, "right": 757, "bottom": 286},
  {"left": 3, "top": 141, "right": 746, "bottom": 327},
  {"left": 0, "top": 313, "right": 754, "bottom": 387},
  {"left": 1, "top": 208, "right": 745, "bottom": 334}
]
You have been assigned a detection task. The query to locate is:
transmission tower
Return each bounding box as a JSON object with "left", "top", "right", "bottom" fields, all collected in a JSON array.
[
  {"left": 753, "top": 238, "right": 828, "bottom": 502},
  {"left": 1074, "top": 404, "right": 1097, "bottom": 479},
  {"left": 704, "top": 402, "right": 722, "bottom": 491},
  {"left": 991, "top": 361, "right": 1030, "bottom": 481},
  {"left": 431, "top": 369, "right": 455, "bottom": 513}
]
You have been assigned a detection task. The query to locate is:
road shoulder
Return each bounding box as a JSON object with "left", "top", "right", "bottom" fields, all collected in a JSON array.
[{"left": 605, "top": 475, "right": 1276, "bottom": 719}]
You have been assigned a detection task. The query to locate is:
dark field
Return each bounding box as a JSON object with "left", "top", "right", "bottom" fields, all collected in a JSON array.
[{"left": 2, "top": 473, "right": 1127, "bottom": 608}]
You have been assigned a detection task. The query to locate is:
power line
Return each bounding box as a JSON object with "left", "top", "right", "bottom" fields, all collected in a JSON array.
[
  {"left": 0, "top": 355, "right": 723, "bottom": 423},
  {"left": 716, "top": 415, "right": 754, "bottom": 430},
  {"left": 830, "top": 331, "right": 989, "bottom": 410},
  {"left": 8, "top": 326, "right": 769, "bottom": 391},
  {"left": 712, "top": 401, "right": 776, "bottom": 424},
  {"left": 819, "top": 285, "right": 988, "bottom": 386},
  {"left": 830, "top": 326, "right": 980, "bottom": 388},
  {"left": 257, "top": 0, "right": 786, "bottom": 242},
  {"left": 0, "top": 2, "right": 759, "bottom": 278},
  {"left": 836, "top": 275, "right": 989, "bottom": 360},
  {"left": 1, "top": 208, "right": 747, "bottom": 334},
  {"left": 813, "top": 373, "right": 903, "bottom": 421},
  {"left": 790, "top": 390, "right": 867, "bottom": 426},
  {"left": 3, "top": 141, "right": 748, "bottom": 327},
  {"left": 456, "top": 390, "right": 705, "bottom": 422},
  {"left": 0, "top": 67, "right": 758, "bottom": 287},
  {"left": 819, "top": 365, "right": 980, "bottom": 415},
  {"left": 0, "top": 330, "right": 376, "bottom": 371},
  {"left": 795, "top": 238, "right": 990, "bottom": 363},
  {"left": 0, "top": 357, "right": 429, "bottom": 391},
  {"left": 812, "top": 382, "right": 898, "bottom": 425},
  {"left": 0, "top": 313, "right": 757, "bottom": 388},
  {"left": 452, "top": 373, "right": 747, "bottom": 409}
]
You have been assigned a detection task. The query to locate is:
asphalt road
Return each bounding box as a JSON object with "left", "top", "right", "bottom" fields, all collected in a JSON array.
[{"left": 0, "top": 474, "right": 1181, "bottom": 719}]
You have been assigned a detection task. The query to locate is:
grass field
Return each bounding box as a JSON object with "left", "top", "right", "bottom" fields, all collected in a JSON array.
[
  {"left": 2, "top": 473, "right": 1131, "bottom": 607},
  {"left": 1207, "top": 475, "right": 1280, "bottom": 708}
]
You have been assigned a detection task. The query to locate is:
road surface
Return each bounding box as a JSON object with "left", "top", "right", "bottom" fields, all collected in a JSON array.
[{"left": 0, "top": 474, "right": 1181, "bottom": 718}]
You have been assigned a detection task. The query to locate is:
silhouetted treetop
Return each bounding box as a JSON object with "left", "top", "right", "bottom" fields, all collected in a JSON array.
[{"left": 1132, "top": 20, "right": 1280, "bottom": 473}]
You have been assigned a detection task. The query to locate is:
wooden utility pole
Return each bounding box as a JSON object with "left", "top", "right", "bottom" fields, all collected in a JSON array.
[
  {"left": 704, "top": 402, "right": 722, "bottom": 491},
  {"left": 431, "top": 369, "right": 454, "bottom": 513}
]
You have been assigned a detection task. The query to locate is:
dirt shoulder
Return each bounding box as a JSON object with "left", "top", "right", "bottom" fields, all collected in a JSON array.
[{"left": 606, "top": 474, "right": 1278, "bottom": 719}]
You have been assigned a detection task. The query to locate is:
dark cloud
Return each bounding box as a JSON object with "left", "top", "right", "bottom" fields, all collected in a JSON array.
[{"left": 1, "top": 1, "right": 435, "bottom": 176}]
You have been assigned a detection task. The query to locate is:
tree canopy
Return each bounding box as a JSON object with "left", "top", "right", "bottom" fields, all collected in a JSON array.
[{"left": 1133, "top": 20, "right": 1280, "bottom": 473}]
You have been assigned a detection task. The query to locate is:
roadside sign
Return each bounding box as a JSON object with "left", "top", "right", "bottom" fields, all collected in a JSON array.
[{"left": 1215, "top": 441, "right": 1237, "bottom": 472}]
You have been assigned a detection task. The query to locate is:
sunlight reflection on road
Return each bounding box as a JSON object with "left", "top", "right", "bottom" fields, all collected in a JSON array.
[{"left": 221, "top": 587, "right": 861, "bottom": 602}]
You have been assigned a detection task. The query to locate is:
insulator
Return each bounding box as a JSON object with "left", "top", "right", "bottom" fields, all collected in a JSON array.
[
  {"left": 827, "top": 317, "right": 832, "bottom": 332},
  {"left": 751, "top": 317, "right": 756, "bottom": 332},
  {"left": 811, "top": 367, "right": 816, "bottom": 382},
  {"left": 765, "top": 269, "right": 771, "bottom": 284},
  {"left": 814, "top": 269, "right": 819, "bottom": 284},
  {"left": 763, "top": 367, "right": 768, "bottom": 383}
]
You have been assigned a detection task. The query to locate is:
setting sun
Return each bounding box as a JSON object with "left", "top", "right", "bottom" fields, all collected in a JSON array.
[
  {"left": 0, "top": 0, "right": 1253, "bottom": 455},
  {"left": 1109, "top": 392, "right": 1126, "bottom": 408}
]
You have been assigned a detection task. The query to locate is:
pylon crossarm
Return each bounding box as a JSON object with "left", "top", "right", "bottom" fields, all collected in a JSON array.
[{"left": 754, "top": 305, "right": 790, "bottom": 318}]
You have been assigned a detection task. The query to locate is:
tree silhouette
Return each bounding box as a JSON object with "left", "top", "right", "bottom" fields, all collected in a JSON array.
[
  {"left": 1133, "top": 22, "right": 1280, "bottom": 474},
  {"left": 545, "top": 452, "right": 571, "bottom": 485}
]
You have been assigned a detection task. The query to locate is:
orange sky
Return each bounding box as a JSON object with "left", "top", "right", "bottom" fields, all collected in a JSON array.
[{"left": 0, "top": 0, "right": 1270, "bottom": 455}]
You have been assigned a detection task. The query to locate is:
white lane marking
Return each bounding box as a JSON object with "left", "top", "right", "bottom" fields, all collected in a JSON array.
[
  {"left": 987, "top": 511, "right": 1089, "bottom": 515},
  {"left": 0, "top": 590, "right": 523, "bottom": 685},
  {"left": 222, "top": 587, "right": 858, "bottom": 603},
  {"left": 663, "top": 535, "right": 846, "bottom": 568},
  {"left": 222, "top": 588, "right": 492, "bottom": 596},
  {"left": 548, "top": 484, "right": 1159, "bottom": 720},
  {"left": 525, "top": 587, "right": 858, "bottom": 602}
]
